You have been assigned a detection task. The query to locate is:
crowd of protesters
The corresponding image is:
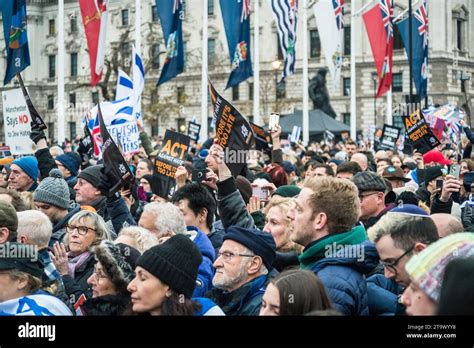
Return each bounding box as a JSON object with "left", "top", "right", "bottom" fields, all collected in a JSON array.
[{"left": 0, "top": 119, "right": 474, "bottom": 316}]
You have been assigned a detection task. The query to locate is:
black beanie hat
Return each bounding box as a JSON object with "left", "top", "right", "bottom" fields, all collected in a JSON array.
[
  {"left": 136, "top": 234, "right": 202, "bottom": 298},
  {"left": 423, "top": 166, "right": 443, "bottom": 187},
  {"left": 78, "top": 165, "right": 104, "bottom": 188},
  {"left": 223, "top": 226, "right": 277, "bottom": 270}
]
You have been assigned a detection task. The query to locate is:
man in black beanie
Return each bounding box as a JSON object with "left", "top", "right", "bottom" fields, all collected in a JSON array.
[
  {"left": 205, "top": 225, "right": 277, "bottom": 316},
  {"left": 73, "top": 165, "right": 135, "bottom": 234}
]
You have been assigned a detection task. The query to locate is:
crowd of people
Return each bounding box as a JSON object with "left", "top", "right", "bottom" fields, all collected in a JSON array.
[{"left": 0, "top": 120, "right": 473, "bottom": 316}]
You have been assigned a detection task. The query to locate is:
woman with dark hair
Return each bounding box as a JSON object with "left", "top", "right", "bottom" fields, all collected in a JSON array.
[
  {"left": 259, "top": 269, "right": 332, "bottom": 316},
  {"left": 80, "top": 241, "right": 141, "bottom": 315},
  {"left": 127, "top": 234, "right": 203, "bottom": 315}
]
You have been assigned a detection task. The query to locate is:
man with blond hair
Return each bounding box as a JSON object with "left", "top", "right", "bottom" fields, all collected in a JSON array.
[{"left": 287, "top": 177, "right": 379, "bottom": 315}]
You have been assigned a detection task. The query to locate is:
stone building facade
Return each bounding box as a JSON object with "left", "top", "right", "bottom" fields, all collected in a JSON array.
[{"left": 0, "top": 0, "right": 473, "bottom": 142}]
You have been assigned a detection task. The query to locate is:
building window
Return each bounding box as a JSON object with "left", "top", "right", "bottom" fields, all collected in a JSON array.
[
  {"left": 232, "top": 85, "right": 239, "bottom": 101},
  {"left": 277, "top": 36, "right": 283, "bottom": 60},
  {"left": 121, "top": 42, "right": 131, "bottom": 62},
  {"left": 70, "top": 15, "right": 77, "bottom": 33},
  {"left": 152, "top": 5, "right": 158, "bottom": 22},
  {"left": 49, "top": 19, "right": 55, "bottom": 35},
  {"left": 152, "top": 44, "right": 160, "bottom": 69},
  {"left": 177, "top": 118, "right": 186, "bottom": 133},
  {"left": 69, "top": 122, "right": 77, "bottom": 140},
  {"left": 70, "top": 53, "right": 78, "bottom": 77},
  {"left": 343, "top": 113, "right": 350, "bottom": 126},
  {"left": 208, "top": 117, "right": 214, "bottom": 131},
  {"left": 248, "top": 82, "right": 254, "bottom": 100},
  {"left": 456, "top": 19, "right": 463, "bottom": 50},
  {"left": 48, "top": 95, "right": 54, "bottom": 110},
  {"left": 208, "top": 39, "right": 216, "bottom": 65},
  {"left": 122, "top": 9, "right": 129, "bottom": 26},
  {"left": 48, "top": 123, "right": 54, "bottom": 140},
  {"left": 393, "top": 24, "right": 404, "bottom": 50},
  {"left": 48, "top": 55, "right": 56, "bottom": 78},
  {"left": 92, "top": 91, "right": 99, "bottom": 105},
  {"left": 208, "top": 0, "right": 214, "bottom": 15},
  {"left": 343, "top": 77, "right": 351, "bottom": 96},
  {"left": 69, "top": 93, "right": 76, "bottom": 109},
  {"left": 392, "top": 73, "right": 403, "bottom": 92},
  {"left": 344, "top": 26, "right": 351, "bottom": 55},
  {"left": 309, "top": 29, "right": 321, "bottom": 58},
  {"left": 177, "top": 86, "right": 185, "bottom": 103}
]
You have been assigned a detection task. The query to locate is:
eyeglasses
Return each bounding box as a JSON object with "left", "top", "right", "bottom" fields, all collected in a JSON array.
[
  {"left": 358, "top": 192, "right": 380, "bottom": 201},
  {"left": 66, "top": 224, "right": 96, "bottom": 235},
  {"left": 93, "top": 266, "right": 108, "bottom": 282},
  {"left": 380, "top": 245, "right": 415, "bottom": 274},
  {"left": 217, "top": 251, "right": 255, "bottom": 263}
]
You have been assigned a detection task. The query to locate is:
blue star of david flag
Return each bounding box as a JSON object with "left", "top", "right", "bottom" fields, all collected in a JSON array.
[
  {"left": 220, "top": 0, "right": 253, "bottom": 89},
  {"left": 156, "top": 0, "right": 185, "bottom": 86},
  {"left": 1, "top": 0, "right": 31, "bottom": 85}
]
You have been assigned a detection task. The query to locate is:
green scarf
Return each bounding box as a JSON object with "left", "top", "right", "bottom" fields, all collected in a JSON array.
[{"left": 299, "top": 225, "right": 367, "bottom": 269}]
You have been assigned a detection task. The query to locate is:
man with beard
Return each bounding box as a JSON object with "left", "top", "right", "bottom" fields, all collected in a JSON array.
[{"left": 205, "top": 226, "right": 276, "bottom": 315}]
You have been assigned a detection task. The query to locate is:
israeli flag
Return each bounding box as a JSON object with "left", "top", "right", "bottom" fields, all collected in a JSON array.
[
  {"left": 0, "top": 294, "right": 73, "bottom": 316},
  {"left": 132, "top": 45, "right": 145, "bottom": 122},
  {"left": 115, "top": 69, "right": 133, "bottom": 101},
  {"left": 290, "top": 126, "right": 301, "bottom": 143}
]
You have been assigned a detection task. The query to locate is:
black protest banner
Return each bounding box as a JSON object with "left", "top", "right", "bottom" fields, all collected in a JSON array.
[
  {"left": 402, "top": 109, "right": 440, "bottom": 154},
  {"left": 152, "top": 129, "right": 190, "bottom": 199},
  {"left": 209, "top": 79, "right": 254, "bottom": 177},
  {"left": 81, "top": 124, "right": 94, "bottom": 157},
  {"left": 250, "top": 122, "right": 270, "bottom": 150},
  {"left": 98, "top": 104, "right": 135, "bottom": 194},
  {"left": 188, "top": 121, "right": 201, "bottom": 142},
  {"left": 379, "top": 124, "right": 401, "bottom": 151},
  {"left": 16, "top": 73, "right": 47, "bottom": 130}
]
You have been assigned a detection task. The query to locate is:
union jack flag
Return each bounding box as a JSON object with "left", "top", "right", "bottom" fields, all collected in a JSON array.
[
  {"left": 241, "top": 0, "right": 250, "bottom": 22},
  {"left": 332, "top": 0, "right": 344, "bottom": 30},
  {"left": 378, "top": 0, "right": 393, "bottom": 42},
  {"left": 414, "top": 0, "right": 428, "bottom": 48}
]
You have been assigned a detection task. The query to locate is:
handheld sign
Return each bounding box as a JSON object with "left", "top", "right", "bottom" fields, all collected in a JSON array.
[
  {"left": 379, "top": 124, "right": 401, "bottom": 151},
  {"left": 152, "top": 129, "right": 191, "bottom": 199},
  {"left": 402, "top": 109, "right": 440, "bottom": 154},
  {"left": 188, "top": 121, "right": 201, "bottom": 142},
  {"left": 209, "top": 79, "right": 254, "bottom": 177}
]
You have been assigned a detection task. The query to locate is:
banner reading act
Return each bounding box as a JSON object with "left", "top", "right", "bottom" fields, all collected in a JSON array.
[
  {"left": 152, "top": 129, "right": 190, "bottom": 199},
  {"left": 402, "top": 109, "right": 440, "bottom": 153}
]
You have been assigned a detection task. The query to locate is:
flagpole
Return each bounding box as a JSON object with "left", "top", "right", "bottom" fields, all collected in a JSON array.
[
  {"left": 387, "top": 88, "right": 392, "bottom": 125},
  {"left": 302, "top": 0, "right": 309, "bottom": 146},
  {"left": 409, "top": 0, "right": 413, "bottom": 103},
  {"left": 201, "top": 0, "right": 209, "bottom": 142},
  {"left": 350, "top": 0, "right": 357, "bottom": 140},
  {"left": 135, "top": 0, "right": 141, "bottom": 55},
  {"left": 57, "top": 0, "right": 65, "bottom": 144},
  {"left": 253, "top": 0, "right": 260, "bottom": 125}
]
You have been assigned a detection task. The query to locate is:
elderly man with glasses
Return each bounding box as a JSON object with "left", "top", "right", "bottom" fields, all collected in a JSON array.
[
  {"left": 366, "top": 206, "right": 439, "bottom": 315},
  {"left": 205, "top": 226, "right": 276, "bottom": 316}
]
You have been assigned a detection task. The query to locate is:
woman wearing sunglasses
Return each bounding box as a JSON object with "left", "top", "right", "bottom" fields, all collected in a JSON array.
[{"left": 51, "top": 210, "right": 112, "bottom": 302}]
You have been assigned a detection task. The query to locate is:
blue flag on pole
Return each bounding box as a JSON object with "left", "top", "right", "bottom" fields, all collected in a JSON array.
[
  {"left": 396, "top": 1, "right": 428, "bottom": 99},
  {"left": 156, "top": 0, "right": 184, "bottom": 86},
  {"left": 1, "top": 0, "right": 31, "bottom": 85},
  {"left": 220, "top": 0, "right": 253, "bottom": 89}
]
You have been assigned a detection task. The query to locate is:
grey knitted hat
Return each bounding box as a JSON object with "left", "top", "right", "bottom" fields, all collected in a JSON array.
[{"left": 33, "top": 169, "right": 70, "bottom": 209}]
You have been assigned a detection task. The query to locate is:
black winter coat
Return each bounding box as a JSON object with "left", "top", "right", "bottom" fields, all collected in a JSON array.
[
  {"left": 80, "top": 293, "right": 133, "bottom": 316},
  {"left": 62, "top": 253, "right": 96, "bottom": 301}
]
